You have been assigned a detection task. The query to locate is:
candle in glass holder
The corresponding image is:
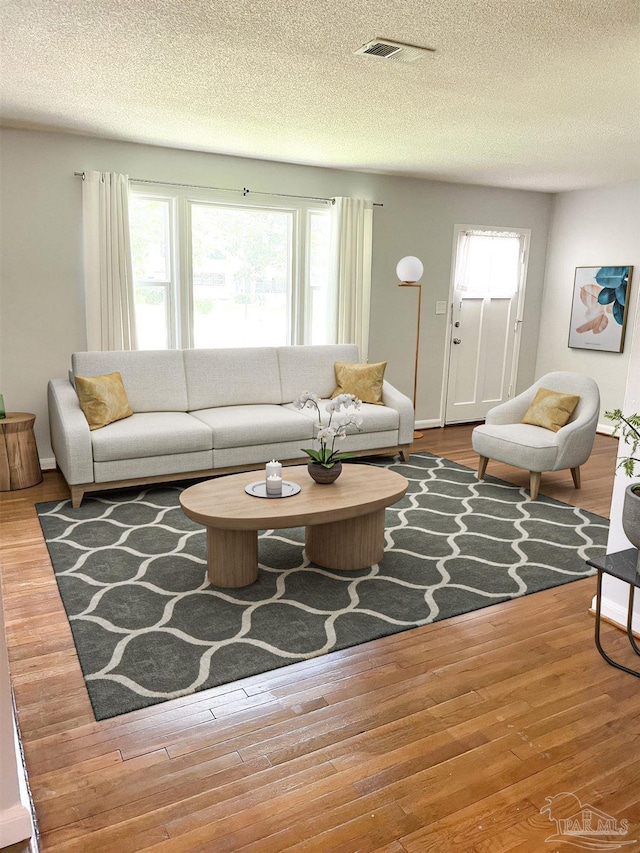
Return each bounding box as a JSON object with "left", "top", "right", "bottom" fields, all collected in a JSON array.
[
  {"left": 266, "top": 474, "right": 282, "bottom": 496},
  {"left": 265, "top": 459, "right": 282, "bottom": 481}
]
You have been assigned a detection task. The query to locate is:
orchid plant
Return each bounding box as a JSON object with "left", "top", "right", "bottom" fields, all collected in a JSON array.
[{"left": 293, "top": 392, "right": 363, "bottom": 468}]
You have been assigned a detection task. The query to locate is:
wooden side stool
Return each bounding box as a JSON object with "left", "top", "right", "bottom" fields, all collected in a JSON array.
[{"left": 0, "top": 412, "right": 43, "bottom": 491}]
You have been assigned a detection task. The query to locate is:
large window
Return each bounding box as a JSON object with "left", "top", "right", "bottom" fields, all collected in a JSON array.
[{"left": 129, "top": 186, "right": 332, "bottom": 349}]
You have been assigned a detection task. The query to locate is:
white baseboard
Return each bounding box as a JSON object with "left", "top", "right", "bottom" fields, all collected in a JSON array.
[
  {"left": 415, "top": 419, "right": 442, "bottom": 430},
  {"left": 0, "top": 802, "right": 32, "bottom": 848},
  {"left": 590, "top": 593, "right": 640, "bottom": 634},
  {"left": 39, "top": 457, "right": 56, "bottom": 471},
  {"left": 597, "top": 422, "right": 616, "bottom": 436},
  {"left": 415, "top": 421, "right": 617, "bottom": 436}
]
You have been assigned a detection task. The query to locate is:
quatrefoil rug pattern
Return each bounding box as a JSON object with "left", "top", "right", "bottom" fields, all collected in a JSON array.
[{"left": 36, "top": 453, "right": 608, "bottom": 720}]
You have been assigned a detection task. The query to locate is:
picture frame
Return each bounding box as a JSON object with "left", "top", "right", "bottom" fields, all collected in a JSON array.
[{"left": 568, "top": 265, "right": 633, "bottom": 353}]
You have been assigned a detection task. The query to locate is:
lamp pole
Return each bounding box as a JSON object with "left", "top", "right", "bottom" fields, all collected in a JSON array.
[{"left": 396, "top": 256, "right": 424, "bottom": 441}]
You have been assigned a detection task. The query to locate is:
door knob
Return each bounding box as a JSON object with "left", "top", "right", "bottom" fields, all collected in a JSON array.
[{"left": 453, "top": 338, "right": 461, "bottom": 344}]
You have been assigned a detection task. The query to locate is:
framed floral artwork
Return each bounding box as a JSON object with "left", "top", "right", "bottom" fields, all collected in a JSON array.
[{"left": 568, "top": 266, "right": 633, "bottom": 353}]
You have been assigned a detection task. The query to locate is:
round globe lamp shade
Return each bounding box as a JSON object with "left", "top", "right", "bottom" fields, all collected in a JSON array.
[{"left": 396, "top": 256, "right": 424, "bottom": 284}]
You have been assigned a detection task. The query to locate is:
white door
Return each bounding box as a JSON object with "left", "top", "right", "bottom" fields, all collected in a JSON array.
[{"left": 444, "top": 228, "right": 529, "bottom": 424}]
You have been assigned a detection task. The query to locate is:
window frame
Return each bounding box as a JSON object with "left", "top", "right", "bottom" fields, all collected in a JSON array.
[
  {"left": 304, "top": 207, "right": 335, "bottom": 345},
  {"left": 129, "top": 183, "right": 332, "bottom": 350},
  {"left": 129, "top": 192, "right": 179, "bottom": 349}
]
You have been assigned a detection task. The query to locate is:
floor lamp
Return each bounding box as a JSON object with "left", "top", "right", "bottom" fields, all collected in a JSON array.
[{"left": 396, "top": 255, "right": 424, "bottom": 440}]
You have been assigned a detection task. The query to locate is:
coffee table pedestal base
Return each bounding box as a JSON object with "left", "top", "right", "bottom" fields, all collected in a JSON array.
[
  {"left": 206, "top": 510, "right": 387, "bottom": 586},
  {"left": 306, "top": 509, "right": 385, "bottom": 571},
  {"left": 207, "top": 528, "right": 258, "bottom": 588}
]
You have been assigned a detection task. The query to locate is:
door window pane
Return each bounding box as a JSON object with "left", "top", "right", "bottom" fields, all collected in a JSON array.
[
  {"left": 455, "top": 232, "right": 522, "bottom": 296},
  {"left": 191, "top": 204, "right": 292, "bottom": 348}
]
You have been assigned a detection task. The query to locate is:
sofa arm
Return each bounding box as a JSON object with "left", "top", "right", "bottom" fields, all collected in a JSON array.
[
  {"left": 48, "top": 379, "right": 94, "bottom": 485},
  {"left": 382, "top": 380, "right": 414, "bottom": 446}
]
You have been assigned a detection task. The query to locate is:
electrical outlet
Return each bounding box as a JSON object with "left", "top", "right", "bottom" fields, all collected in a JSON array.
[{"left": 435, "top": 301, "right": 447, "bottom": 315}]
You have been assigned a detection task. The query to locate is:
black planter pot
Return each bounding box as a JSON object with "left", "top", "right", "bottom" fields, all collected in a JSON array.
[{"left": 307, "top": 461, "right": 342, "bottom": 484}]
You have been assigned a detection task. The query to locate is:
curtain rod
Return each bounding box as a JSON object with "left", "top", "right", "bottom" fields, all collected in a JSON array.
[{"left": 73, "top": 172, "right": 383, "bottom": 207}]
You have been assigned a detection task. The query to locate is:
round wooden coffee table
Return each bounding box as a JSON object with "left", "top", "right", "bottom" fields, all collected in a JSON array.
[{"left": 179, "top": 464, "right": 408, "bottom": 588}]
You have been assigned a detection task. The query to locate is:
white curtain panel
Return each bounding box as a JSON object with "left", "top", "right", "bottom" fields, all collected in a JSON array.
[
  {"left": 82, "top": 171, "right": 137, "bottom": 351},
  {"left": 330, "top": 197, "right": 373, "bottom": 361}
]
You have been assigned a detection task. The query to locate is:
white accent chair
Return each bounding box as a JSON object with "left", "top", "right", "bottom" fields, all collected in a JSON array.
[{"left": 471, "top": 372, "right": 600, "bottom": 500}]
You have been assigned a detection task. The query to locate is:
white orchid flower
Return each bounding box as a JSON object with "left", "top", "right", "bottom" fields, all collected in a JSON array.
[
  {"left": 294, "top": 391, "right": 323, "bottom": 417},
  {"left": 317, "top": 426, "right": 337, "bottom": 442},
  {"left": 332, "top": 393, "right": 359, "bottom": 410},
  {"left": 337, "top": 412, "right": 363, "bottom": 430},
  {"left": 299, "top": 389, "right": 363, "bottom": 467}
]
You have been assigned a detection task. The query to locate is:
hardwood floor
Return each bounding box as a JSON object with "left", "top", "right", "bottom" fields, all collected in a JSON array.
[{"left": 2, "top": 427, "right": 639, "bottom": 853}]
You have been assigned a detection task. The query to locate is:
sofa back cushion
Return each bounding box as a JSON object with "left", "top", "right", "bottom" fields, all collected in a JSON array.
[
  {"left": 184, "top": 347, "right": 283, "bottom": 410},
  {"left": 278, "top": 344, "right": 360, "bottom": 403},
  {"left": 71, "top": 351, "right": 188, "bottom": 412}
]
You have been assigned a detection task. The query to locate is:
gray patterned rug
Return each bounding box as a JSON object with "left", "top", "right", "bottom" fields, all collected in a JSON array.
[{"left": 36, "top": 453, "right": 608, "bottom": 720}]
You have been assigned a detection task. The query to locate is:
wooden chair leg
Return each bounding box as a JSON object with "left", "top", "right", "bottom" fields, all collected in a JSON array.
[
  {"left": 529, "top": 471, "right": 541, "bottom": 501},
  {"left": 571, "top": 466, "right": 581, "bottom": 489},
  {"left": 398, "top": 445, "right": 411, "bottom": 463},
  {"left": 477, "top": 456, "right": 489, "bottom": 480}
]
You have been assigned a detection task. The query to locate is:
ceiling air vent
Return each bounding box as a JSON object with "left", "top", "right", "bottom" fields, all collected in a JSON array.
[{"left": 354, "top": 38, "right": 435, "bottom": 63}]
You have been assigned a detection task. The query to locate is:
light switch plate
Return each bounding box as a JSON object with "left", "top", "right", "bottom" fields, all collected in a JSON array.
[{"left": 435, "top": 301, "right": 447, "bottom": 315}]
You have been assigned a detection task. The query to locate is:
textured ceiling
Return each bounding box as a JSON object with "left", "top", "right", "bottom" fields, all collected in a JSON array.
[{"left": 1, "top": 0, "right": 639, "bottom": 191}]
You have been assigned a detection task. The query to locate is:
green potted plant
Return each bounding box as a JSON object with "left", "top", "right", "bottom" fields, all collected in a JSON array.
[
  {"left": 293, "top": 392, "right": 363, "bottom": 483},
  {"left": 605, "top": 409, "right": 640, "bottom": 561}
]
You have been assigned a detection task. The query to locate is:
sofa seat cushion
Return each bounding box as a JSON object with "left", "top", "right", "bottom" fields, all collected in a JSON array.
[
  {"left": 91, "top": 412, "right": 213, "bottom": 463},
  {"left": 472, "top": 423, "right": 558, "bottom": 471},
  {"left": 283, "top": 400, "right": 399, "bottom": 434},
  {"left": 191, "top": 405, "right": 315, "bottom": 449}
]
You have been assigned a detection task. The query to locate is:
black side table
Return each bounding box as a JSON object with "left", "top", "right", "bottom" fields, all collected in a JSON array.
[{"left": 586, "top": 548, "right": 640, "bottom": 678}]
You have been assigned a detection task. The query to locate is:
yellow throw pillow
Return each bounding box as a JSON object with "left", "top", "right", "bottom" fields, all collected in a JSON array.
[
  {"left": 521, "top": 387, "right": 580, "bottom": 432},
  {"left": 332, "top": 361, "right": 387, "bottom": 405},
  {"left": 74, "top": 371, "right": 133, "bottom": 430}
]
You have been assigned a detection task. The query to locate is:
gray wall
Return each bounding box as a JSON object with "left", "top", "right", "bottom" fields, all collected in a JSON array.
[
  {"left": 0, "top": 128, "right": 553, "bottom": 461},
  {"left": 534, "top": 180, "right": 640, "bottom": 424}
]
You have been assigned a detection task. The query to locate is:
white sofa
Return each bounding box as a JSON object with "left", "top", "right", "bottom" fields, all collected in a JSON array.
[{"left": 48, "top": 344, "right": 414, "bottom": 507}]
